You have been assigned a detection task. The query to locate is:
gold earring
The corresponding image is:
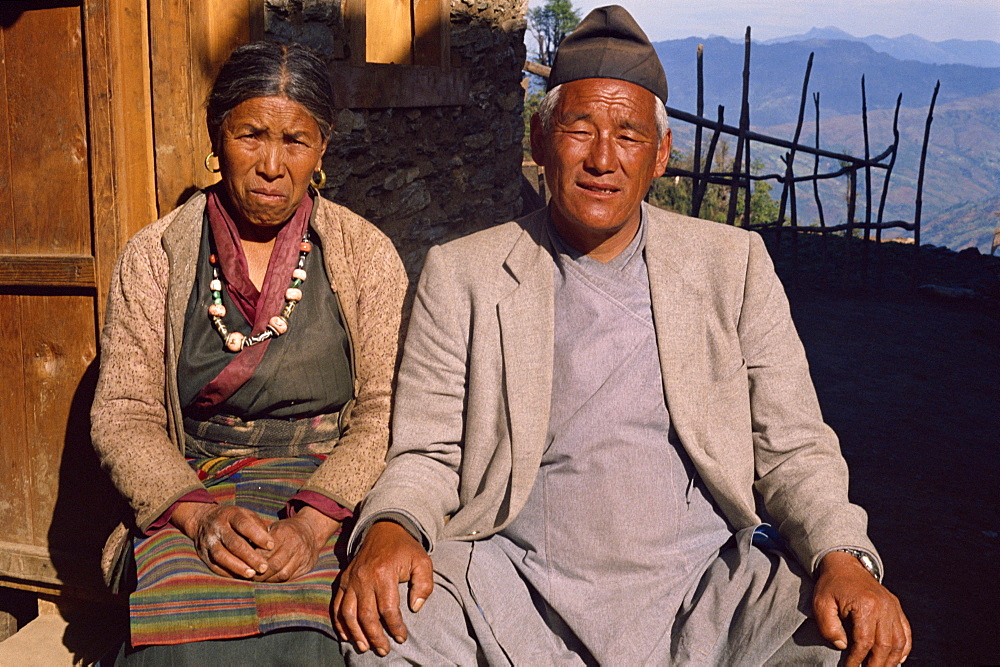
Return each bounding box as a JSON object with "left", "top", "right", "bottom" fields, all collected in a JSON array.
[
  {"left": 204, "top": 152, "right": 220, "bottom": 173},
  {"left": 310, "top": 169, "right": 327, "bottom": 189}
]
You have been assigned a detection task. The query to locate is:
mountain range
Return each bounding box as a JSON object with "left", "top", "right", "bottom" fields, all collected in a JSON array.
[
  {"left": 762, "top": 27, "right": 1000, "bottom": 69},
  {"left": 654, "top": 34, "right": 1000, "bottom": 252}
]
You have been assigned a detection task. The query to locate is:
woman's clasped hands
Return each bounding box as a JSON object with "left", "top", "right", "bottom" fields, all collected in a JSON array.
[{"left": 170, "top": 501, "right": 340, "bottom": 583}]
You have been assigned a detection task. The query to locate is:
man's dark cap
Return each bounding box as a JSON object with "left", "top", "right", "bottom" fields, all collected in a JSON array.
[{"left": 547, "top": 5, "right": 668, "bottom": 102}]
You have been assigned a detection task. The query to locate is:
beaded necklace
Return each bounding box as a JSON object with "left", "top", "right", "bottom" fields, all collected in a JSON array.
[{"left": 208, "top": 230, "right": 313, "bottom": 352}]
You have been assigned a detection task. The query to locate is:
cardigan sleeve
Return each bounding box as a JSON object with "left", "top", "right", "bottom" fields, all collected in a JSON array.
[{"left": 90, "top": 223, "right": 206, "bottom": 532}]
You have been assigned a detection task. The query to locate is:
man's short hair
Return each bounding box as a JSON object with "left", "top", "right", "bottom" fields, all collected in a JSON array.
[{"left": 535, "top": 83, "right": 670, "bottom": 143}]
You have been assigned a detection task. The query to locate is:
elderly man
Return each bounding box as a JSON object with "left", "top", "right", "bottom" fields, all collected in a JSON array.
[{"left": 335, "top": 6, "right": 910, "bottom": 665}]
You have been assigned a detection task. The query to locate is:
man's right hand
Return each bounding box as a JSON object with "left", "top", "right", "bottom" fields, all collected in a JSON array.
[{"left": 333, "top": 520, "right": 434, "bottom": 656}]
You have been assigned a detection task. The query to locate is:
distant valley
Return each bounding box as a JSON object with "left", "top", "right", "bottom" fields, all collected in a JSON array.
[{"left": 653, "top": 34, "right": 1000, "bottom": 252}]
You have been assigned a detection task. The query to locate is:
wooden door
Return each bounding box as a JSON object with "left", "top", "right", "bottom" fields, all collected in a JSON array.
[{"left": 0, "top": 0, "right": 155, "bottom": 602}]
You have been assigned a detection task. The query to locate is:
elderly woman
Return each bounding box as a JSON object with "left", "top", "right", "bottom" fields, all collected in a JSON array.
[{"left": 91, "top": 42, "right": 407, "bottom": 663}]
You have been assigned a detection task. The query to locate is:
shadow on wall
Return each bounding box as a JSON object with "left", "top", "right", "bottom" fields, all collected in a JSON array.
[{"left": 45, "top": 356, "right": 129, "bottom": 661}]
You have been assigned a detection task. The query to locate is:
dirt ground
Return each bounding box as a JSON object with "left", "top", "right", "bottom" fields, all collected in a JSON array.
[{"left": 770, "top": 236, "right": 1000, "bottom": 664}]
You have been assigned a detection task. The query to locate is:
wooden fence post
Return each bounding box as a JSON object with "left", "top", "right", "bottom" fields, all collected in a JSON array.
[
  {"left": 655, "top": 39, "right": 936, "bottom": 289},
  {"left": 914, "top": 81, "right": 940, "bottom": 251},
  {"left": 725, "top": 27, "right": 751, "bottom": 227},
  {"left": 691, "top": 44, "right": 705, "bottom": 218}
]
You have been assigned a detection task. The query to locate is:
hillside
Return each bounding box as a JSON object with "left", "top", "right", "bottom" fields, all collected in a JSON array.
[
  {"left": 749, "top": 89, "right": 1000, "bottom": 251},
  {"left": 927, "top": 195, "right": 1000, "bottom": 252},
  {"left": 655, "top": 37, "right": 1000, "bottom": 252},
  {"left": 654, "top": 37, "right": 1000, "bottom": 127}
]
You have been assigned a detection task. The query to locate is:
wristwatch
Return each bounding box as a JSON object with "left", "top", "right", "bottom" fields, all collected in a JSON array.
[{"left": 836, "top": 548, "right": 882, "bottom": 582}]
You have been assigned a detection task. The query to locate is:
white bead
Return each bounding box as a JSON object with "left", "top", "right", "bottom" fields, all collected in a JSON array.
[
  {"left": 210, "top": 279, "right": 223, "bottom": 292},
  {"left": 269, "top": 316, "right": 288, "bottom": 334},
  {"left": 208, "top": 303, "right": 226, "bottom": 317},
  {"left": 292, "top": 268, "right": 307, "bottom": 281},
  {"left": 285, "top": 287, "right": 303, "bottom": 302},
  {"left": 225, "top": 332, "right": 245, "bottom": 352}
]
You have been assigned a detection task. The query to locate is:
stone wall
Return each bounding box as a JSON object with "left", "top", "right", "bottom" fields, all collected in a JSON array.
[{"left": 265, "top": 0, "right": 529, "bottom": 279}]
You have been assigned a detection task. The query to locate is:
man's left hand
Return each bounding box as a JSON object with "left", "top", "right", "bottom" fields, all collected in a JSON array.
[
  {"left": 813, "top": 550, "right": 911, "bottom": 666},
  {"left": 252, "top": 506, "right": 340, "bottom": 583}
]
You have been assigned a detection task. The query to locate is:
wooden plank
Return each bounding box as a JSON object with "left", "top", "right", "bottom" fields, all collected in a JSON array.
[
  {"left": 0, "top": 576, "right": 121, "bottom": 605},
  {"left": 84, "top": 0, "right": 158, "bottom": 325},
  {"left": 0, "top": 4, "right": 95, "bottom": 562},
  {"left": 32, "top": 319, "right": 116, "bottom": 593},
  {"left": 21, "top": 294, "right": 98, "bottom": 570},
  {"left": 413, "top": 0, "right": 447, "bottom": 67},
  {"left": 367, "top": 0, "right": 412, "bottom": 65},
  {"left": 0, "top": 294, "right": 32, "bottom": 547},
  {"left": 4, "top": 3, "right": 90, "bottom": 256},
  {"left": 329, "top": 63, "right": 470, "bottom": 109},
  {"left": 196, "top": 0, "right": 262, "bottom": 164},
  {"left": 18, "top": 288, "right": 117, "bottom": 592},
  {"left": 205, "top": 0, "right": 256, "bottom": 68},
  {"left": 0, "top": 577, "right": 63, "bottom": 597},
  {"left": 149, "top": 0, "right": 204, "bottom": 216},
  {"left": 0, "top": 542, "right": 59, "bottom": 586},
  {"left": 0, "top": 24, "right": 14, "bottom": 253},
  {"left": 0, "top": 1, "right": 145, "bottom": 596},
  {"left": 82, "top": 0, "right": 119, "bottom": 329},
  {"left": 148, "top": 0, "right": 258, "bottom": 217},
  {"left": 106, "top": 0, "right": 157, "bottom": 237},
  {"left": 0, "top": 255, "right": 96, "bottom": 288},
  {"left": 343, "top": 0, "right": 367, "bottom": 64}
]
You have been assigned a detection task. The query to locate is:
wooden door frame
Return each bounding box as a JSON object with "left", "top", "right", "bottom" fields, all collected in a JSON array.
[{"left": 83, "top": 0, "right": 157, "bottom": 326}]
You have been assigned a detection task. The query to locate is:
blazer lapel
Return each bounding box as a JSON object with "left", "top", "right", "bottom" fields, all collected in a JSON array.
[
  {"left": 497, "top": 211, "right": 555, "bottom": 515},
  {"left": 645, "top": 208, "right": 716, "bottom": 470}
]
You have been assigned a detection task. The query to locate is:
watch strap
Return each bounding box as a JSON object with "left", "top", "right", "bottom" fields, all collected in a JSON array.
[{"left": 836, "top": 547, "right": 883, "bottom": 582}]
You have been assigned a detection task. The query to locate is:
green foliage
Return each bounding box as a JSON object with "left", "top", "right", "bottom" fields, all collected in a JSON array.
[
  {"left": 735, "top": 163, "right": 780, "bottom": 226},
  {"left": 523, "top": 0, "right": 579, "bottom": 156},
  {"left": 527, "top": 0, "right": 580, "bottom": 68},
  {"left": 522, "top": 90, "right": 543, "bottom": 160},
  {"left": 647, "top": 150, "right": 693, "bottom": 216},
  {"left": 649, "top": 149, "right": 781, "bottom": 227},
  {"left": 648, "top": 143, "right": 730, "bottom": 223}
]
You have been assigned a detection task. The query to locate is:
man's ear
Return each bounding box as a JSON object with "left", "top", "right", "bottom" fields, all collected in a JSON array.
[
  {"left": 529, "top": 114, "right": 547, "bottom": 167},
  {"left": 653, "top": 127, "right": 672, "bottom": 178}
]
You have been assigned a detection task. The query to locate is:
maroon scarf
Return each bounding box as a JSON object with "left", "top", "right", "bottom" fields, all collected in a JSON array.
[{"left": 191, "top": 186, "right": 314, "bottom": 409}]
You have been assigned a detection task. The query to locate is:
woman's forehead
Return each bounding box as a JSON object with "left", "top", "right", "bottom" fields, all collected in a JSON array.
[{"left": 224, "top": 96, "right": 319, "bottom": 130}]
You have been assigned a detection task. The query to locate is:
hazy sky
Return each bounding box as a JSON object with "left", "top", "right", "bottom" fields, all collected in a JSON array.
[{"left": 535, "top": 0, "right": 1000, "bottom": 43}]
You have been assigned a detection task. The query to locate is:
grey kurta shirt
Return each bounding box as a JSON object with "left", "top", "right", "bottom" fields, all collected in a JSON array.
[{"left": 466, "top": 213, "right": 808, "bottom": 664}]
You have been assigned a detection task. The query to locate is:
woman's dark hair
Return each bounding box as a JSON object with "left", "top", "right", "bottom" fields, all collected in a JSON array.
[{"left": 206, "top": 41, "right": 334, "bottom": 146}]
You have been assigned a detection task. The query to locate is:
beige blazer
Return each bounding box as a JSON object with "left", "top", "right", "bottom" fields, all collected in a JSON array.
[{"left": 356, "top": 204, "right": 878, "bottom": 575}]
